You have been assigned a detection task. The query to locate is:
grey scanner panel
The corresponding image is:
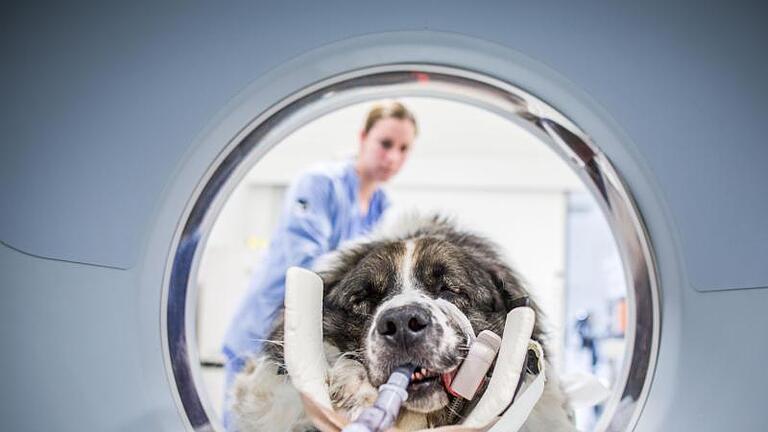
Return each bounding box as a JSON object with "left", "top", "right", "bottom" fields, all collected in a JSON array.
[{"left": 1, "top": 4, "right": 766, "bottom": 280}]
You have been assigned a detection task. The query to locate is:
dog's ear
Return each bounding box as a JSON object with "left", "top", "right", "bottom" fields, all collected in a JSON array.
[
  {"left": 486, "top": 261, "right": 546, "bottom": 342},
  {"left": 488, "top": 265, "right": 506, "bottom": 291},
  {"left": 484, "top": 263, "right": 523, "bottom": 313},
  {"left": 478, "top": 258, "right": 534, "bottom": 312}
]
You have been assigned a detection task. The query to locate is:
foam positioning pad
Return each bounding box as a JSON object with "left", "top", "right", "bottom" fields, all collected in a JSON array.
[
  {"left": 284, "top": 266, "right": 333, "bottom": 409},
  {"left": 463, "top": 306, "right": 536, "bottom": 428}
]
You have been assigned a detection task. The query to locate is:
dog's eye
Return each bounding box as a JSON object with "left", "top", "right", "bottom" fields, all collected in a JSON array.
[
  {"left": 435, "top": 280, "right": 448, "bottom": 292},
  {"left": 430, "top": 264, "right": 449, "bottom": 291},
  {"left": 436, "top": 281, "right": 457, "bottom": 296},
  {"left": 432, "top": 263, "right": 447, "bottom": 279},
  {"left": 348, "top": 281, "right": 382, "bottom": 315},
  {"left": 351, "top": 300, "right": 371, "bottom": 315},
  {"left": 364, "top": 280, "right": 376, "bottom": 293},
  {"left": 437, "top": 282, "right": 470, "bottom": 302}
]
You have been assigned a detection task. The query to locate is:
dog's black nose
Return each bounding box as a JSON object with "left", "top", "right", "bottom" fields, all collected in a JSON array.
[{"left": 376, "top": 305, "right": 432, "bottom": 347}]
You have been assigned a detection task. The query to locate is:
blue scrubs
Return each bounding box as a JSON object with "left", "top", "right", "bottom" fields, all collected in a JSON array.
[{"left": 221, "top": 160, "right": 389, "bottom": 429}]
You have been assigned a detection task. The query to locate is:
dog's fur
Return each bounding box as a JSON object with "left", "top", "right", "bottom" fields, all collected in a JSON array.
[{"left": 231, "top": 214, "right": 575, "bottom": 431}]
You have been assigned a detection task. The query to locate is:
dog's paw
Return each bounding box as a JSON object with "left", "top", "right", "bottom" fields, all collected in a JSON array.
[
  {"left": 328, "top": 355, "right": 377, "bottom": 419},
  {"left": 231, "top": 356, "right": 313, "bottom": 432}
]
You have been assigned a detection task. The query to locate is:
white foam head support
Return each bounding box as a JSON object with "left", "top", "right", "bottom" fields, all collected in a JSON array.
[
  {"left": 486, "top": 340, "right": 546, "bottom": 432},
  {"left": 283, "top": 266, "right": 333, "bottom": 409},
  {"left": 462, "top": 306, "right": 536, "bottom": 428}
]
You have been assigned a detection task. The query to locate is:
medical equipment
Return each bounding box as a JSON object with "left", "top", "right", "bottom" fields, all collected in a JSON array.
[
  {"left": 342, "top": 364, "right": 416, "bottom": 432},
  {"left": 443, "top": 330, "right": 502, "bottom": 425},
  {"left": 3, "top": 4, "right": 768, "bottom": 430},
  {"left": 461, "top": 308, "right": 540, "bottom": 429},
  {"left": 445, "top": 330, "right": 502, "bottom": 401},
  {"left": 283, "top": 267, "right": 334, "bottom": 409}
]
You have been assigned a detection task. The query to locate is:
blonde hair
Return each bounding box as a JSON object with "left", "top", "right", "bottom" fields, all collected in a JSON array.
[{"left": 363, "top": 101, "right": 418, "bottom": 136}]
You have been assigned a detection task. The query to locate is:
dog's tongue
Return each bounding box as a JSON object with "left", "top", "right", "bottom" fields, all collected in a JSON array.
[{"left": 441, "top": 369, "right": 460, "bottom": 397}]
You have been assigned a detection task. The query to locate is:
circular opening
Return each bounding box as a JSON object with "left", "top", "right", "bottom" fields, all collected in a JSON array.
[{"left": 165, "top": 66, "right": 659, "bottom": 432}]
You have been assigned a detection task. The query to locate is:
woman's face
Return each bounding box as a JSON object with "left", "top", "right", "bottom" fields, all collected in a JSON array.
[{"left": 357, "top": 117, "right": 416, "bottom": 182}]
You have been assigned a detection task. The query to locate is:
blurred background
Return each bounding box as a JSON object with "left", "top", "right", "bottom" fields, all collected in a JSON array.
[{"left": 194, "top": 97, "right": 627, "bottom": 430}]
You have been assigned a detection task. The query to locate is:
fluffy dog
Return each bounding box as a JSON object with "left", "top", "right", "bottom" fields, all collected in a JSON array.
[{"left": 230, "top": 214, "right": 574, "bottom": 431}]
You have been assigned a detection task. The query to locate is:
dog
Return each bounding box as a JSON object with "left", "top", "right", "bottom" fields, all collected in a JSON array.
[{"left": 230, "top": 214, "right": 575, "bottom": 431}]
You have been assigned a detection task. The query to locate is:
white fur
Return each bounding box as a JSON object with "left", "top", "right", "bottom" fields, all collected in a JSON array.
[
  {"left": 372, "top": 209, "right": 450, "bottom": 240},
  {"left": 231, "top": 357, "right": 313, "bottom": 432},
  {"left": 327, "top": 355, "right": 377, "bottom": 420},
  {"left": 400, "top": 240, "right": 417, "bottom": 293}
]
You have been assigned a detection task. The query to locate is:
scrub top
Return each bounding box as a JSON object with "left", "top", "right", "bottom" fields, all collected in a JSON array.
[{"left": 222, "top": 160, "right": 390, "bottom": 363}]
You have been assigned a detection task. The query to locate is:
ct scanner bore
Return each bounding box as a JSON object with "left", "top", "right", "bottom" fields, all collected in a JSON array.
[
  {"left": 3, "top": 4, "right": 768, "bottom": 431},
  {"left": 167, "top": 67, "right": 658, "bottom": 432}
]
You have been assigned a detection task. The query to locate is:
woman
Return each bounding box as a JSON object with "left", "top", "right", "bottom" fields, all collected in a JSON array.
[{"left": 221, "top": 101, "right": 417, "bottom": 430}]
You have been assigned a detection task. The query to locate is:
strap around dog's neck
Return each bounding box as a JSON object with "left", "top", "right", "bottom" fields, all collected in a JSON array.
[{"left": 487, "top": 341, "right": 546, "bottom": 432}]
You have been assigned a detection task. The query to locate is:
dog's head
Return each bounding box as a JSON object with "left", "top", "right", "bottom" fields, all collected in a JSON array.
[{"left": 318, "top": 216, "right": 542, "bottom": 416}]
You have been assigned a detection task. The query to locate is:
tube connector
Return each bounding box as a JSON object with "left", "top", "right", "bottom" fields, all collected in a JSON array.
[{"left": 342, "top": 364, "right": 415, "bottom": 432}]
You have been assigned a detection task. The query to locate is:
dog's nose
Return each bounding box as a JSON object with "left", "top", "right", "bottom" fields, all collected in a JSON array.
[{"left": 376, "top": 305, "right": 432, "bottom": 347}]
